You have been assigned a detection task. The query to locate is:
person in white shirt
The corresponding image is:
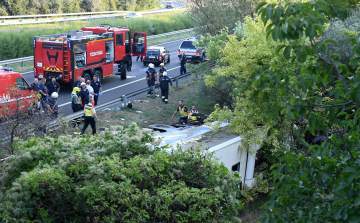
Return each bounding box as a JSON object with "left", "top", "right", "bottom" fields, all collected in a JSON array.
[{"left": 86, "top": 80, "right": 95, "bottom": 99}]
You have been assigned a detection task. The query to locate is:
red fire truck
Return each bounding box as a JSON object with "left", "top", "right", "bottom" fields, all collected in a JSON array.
[{"left": 33, "top": 25, "right": 147, "bottom": 83}]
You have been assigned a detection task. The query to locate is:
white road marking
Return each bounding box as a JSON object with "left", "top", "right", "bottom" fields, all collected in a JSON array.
[{"left": 59, "top": 65, "right": 181, "bottom": 107}]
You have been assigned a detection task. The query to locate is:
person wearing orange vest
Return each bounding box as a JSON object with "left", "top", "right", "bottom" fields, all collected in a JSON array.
[
  {"left": 188, "top": 105, "right": 200, "bottom": 125},
  {"left": 80, "top": 98, "right": 99, "bottom": 135},
  {"left": 172, "top": 100, "right": 188, "bottom": 124}
]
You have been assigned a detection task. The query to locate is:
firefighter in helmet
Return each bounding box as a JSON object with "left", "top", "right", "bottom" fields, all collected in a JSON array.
[
  {"left": 146, "top": 63, "right": 156, "bottom": 96},
  {"left": 46, "top": 92, "right": 59, "bottom": 118}
]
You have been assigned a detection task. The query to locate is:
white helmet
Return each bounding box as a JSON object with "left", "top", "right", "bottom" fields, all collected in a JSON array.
[
  {"left": 148, "top": 63, "right": 154, "bottom": 68},
  {"left": 160, "top": 63, "right": 165, "bottom": 67},
  {"left": 163, "top": 71, "right": 167, "bottom": 76},
  {"left": 51, "top": 92, "right": 59, "bottom": 99}
]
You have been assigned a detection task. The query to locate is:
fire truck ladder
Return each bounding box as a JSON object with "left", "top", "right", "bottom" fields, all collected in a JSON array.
[{"left": 63, "top": 43, "right": 69, "bottom": 82}]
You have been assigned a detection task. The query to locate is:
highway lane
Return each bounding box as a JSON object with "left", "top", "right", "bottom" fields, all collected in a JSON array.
[{"left": 22, "top": 38, "right": 187, "bottom": 116}]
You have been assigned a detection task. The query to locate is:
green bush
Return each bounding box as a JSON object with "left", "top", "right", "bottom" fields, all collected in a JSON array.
[
  {"left": 0, "top": 123, "right": 242, "bottom": 222},
  {"left": 0, "top": 13, "right": 193, "bottom": 60}
]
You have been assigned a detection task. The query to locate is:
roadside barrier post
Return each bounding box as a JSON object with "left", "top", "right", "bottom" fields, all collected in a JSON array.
[
  {"left": 175, "top": 77, "right": 178, "bottom": 87},
  {"left": 122, "top": 95, "right": 128, "bottom": 106}
]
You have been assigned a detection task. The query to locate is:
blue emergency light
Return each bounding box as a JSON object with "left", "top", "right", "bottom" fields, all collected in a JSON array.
[{"left": 3, "top": 67, "right": 13, "bottom": 72}]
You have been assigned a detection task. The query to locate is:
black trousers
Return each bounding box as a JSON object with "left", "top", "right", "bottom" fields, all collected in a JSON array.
[
  {"left": 94, "top": 93, "right": 99, "bottom": 106},
  {"left": 180, "top": 64, "right": 186, "bottom": 75},
  {"left": 147, "top": 81, "right": 154, "bottom": 94},
  {"left": 81, "top": 117, "right": 96, "bottom": 135},
  {"left": 161, "top": 87, "right": 169, "bottom": 102}
]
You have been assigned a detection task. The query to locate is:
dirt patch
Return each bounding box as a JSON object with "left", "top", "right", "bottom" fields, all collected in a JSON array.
[{"left": 238, "top": 194, "right": 269, "bottom": 222}]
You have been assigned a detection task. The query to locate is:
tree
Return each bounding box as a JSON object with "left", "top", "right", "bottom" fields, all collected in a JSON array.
[
  {"left": 0, "top": 124, "right": 243, "bottom": 222},
  {"left": 187, "top": 0, "right": 260, "bottom": 36},
  {"left": 253, "top": 0, "right": 360, "bottom": 221}
]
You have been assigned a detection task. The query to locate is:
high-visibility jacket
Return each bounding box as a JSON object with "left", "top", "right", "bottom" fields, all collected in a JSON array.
[
  {"left": 84, "top": 104, "right": 94, "bottom": 117},
  {"left": 189, "top": 110, "right": 199, "bottom": 122},
  {"left": 179, "top": 106, "right": 188, "bottom": 118}
]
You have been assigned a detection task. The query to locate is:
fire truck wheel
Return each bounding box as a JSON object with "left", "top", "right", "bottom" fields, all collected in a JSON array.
[
  {"left": 121, "top": 64, "right": 127, "bottom": 80},
  {"left": 94, "top": 70, "right": 102, "bottom": 81},
  {"left": 83, "top": 73, "right": 91, "bottom": 82}
]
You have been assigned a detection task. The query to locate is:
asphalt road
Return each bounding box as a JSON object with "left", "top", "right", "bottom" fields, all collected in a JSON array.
[{"left": 22, "top": 38, "right": 189, "bottom": 116}]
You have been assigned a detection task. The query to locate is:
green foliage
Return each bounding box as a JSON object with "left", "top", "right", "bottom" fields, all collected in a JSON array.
[
  {"left": 0, "top": 0, "right": 159, "bottom": 15},
  {"left": 0, "top": 13, "right": 193, "bottom": 60},
  {"left": 0, "top": 124, "right": 243, "bottom": 222},
  {"left": 321, "top": 6, "right": 360, "bottom": 70},
  {"left": 255, "top": 0, "right": 360, "bottom": 221}
]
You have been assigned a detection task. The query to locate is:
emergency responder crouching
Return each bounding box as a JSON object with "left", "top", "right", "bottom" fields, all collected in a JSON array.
[
  {"left": 188, "top": 105, "right": 200, "bottom": 125},
  {"left": 146, "top": 63, "right": 156, "bottom": 96},
  {"left": 81, "top": 98, "right": 99, "bottom": 135},
  {"left": 71, "top": 87, "right": 82, "bottom": 127},
  {"left": 46, "top": 92, "right": 59, "bottom": 119},
  {"left": 158, "top": 71, "right": 172, "bottom": 104},
  {"left": 172, "top": 100, "right": 188, "bottom": 124}
]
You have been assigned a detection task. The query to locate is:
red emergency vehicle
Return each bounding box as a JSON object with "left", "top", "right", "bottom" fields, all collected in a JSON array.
[
  {"left": 0, "top": 67, "right": 38, "bottom": 120},
  {"left": 33, "top": 25, "right": 147, "bottom": 83}
]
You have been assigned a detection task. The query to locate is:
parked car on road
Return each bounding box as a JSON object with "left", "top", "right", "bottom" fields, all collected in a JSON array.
[
  {"left": 178, "top": 37, "right": 205, "bottom": 62},
  {"left": 124, "top": 12, "right": 142, "bottom": 19},
  {"left": 143, "top": 46, "right": 170, "bottom": 66},
  {"left": 165, "top": 2, "right": 174, "bottom": 8}
]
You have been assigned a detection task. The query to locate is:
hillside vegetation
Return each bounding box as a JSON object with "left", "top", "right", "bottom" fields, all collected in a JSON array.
[{"left": 0, "top": 0, "right": 160, "bottom": 16}]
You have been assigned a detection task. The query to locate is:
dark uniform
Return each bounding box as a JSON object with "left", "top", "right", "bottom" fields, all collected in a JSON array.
[
  {"left": 180, "top": 56, "right": 187, "bottom": 75},
  {"left": 146, "top": 68, "right": 156, "bottom": 95},
  {"left": 78, "top": 88, "right": 90, "bottom": 108},
  {"left": 46, "top": 81, "right": 60, "bottom": 96},
  {"left": 46, "top": 97, "right": 58, "bottom": 118},
  {"left": 38, "top": 82, "right": 47, "bottom": 109},
  {"left": 177, "top": 105, "right": 188, "bottom": 124},
  {"left": 91, "top": 80, "right": 102, "bottom": 106},
  {"left": 81, "top": 103, "right": 97, "bottom": 135},
  {"left": 71, "top": 92, "right": 82, "bottom": 126},
  {"left": 73, "top": 80, "right": 82, "bottom": 88},
  {"left": 159, "top": 75, "right": 172, "bottom": 104}
]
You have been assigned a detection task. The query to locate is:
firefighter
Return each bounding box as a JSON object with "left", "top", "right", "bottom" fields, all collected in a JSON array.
[
  {"left": 78, "top": 82, "right": 89, "bottom": 108},
  {"left": 38, "top": 78, "right": 48, "bottom": 110},
  {"left": 158, "top": 71, "right": 172, "bottom": 104},
  {"left": 46, "top": 92, "right": 59, "bottom": 119},
  {"left": 80, "top": 98, "right": 99, "bottom": 135},
  {"left": 172, "top": 100, "right": 188, "bottom": 124},
  {"left": 159, "top": 63, "right": 166, "bottom": 76},
  {"left": 146, "top": 63, "right": 156, "bottom": 96},
  {"left": 71, "top": 87, "right": 82, "bottom": 127},
  {"left": 73, "top": 76, "right": 82, "bottom": 88},
  {"left": 91, "top": 75, "right": 103, "bottom": 106},
  {"left": 46, "top": 77, "right": 60, "bottom": 96},
  {"left": 188, "top": 105, "right": 200, "bottom": 125},
  {"left": 180, "top": 52, "right": 187, "bottom": 75}
]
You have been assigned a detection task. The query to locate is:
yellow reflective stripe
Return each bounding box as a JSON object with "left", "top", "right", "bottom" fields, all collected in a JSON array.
[{"left": 84, "top": 105, "right": 94, "bottom": 116}]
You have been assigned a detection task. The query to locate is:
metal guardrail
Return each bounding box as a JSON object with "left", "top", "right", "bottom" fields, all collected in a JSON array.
[
  {"left": 0, "top": 11, "right": 128, "bottom": 20},
  {"left": 0, "top": 28, "right": 194, "bottom": 67},
  {"left": 0, "top": 7, "right": 187, "bottom": 26},
  {"left": 45, "top": 64, "right": 209, "bottom": 133}
]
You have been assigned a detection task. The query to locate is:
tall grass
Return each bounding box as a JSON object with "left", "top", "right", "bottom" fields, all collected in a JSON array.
[{"left": 0, "top": 13, "right": 193, "bottom": 60}]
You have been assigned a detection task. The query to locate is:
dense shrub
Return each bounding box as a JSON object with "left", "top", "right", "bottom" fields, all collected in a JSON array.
[
  {"left": 321, "top": 6, "right": 360, "bottom": 72},
  {"left": 0, "top": 123, "right": 242, "bottom": 222},
  {"left": 0, "top": 13, "right": 193, "bottom": 60}
]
